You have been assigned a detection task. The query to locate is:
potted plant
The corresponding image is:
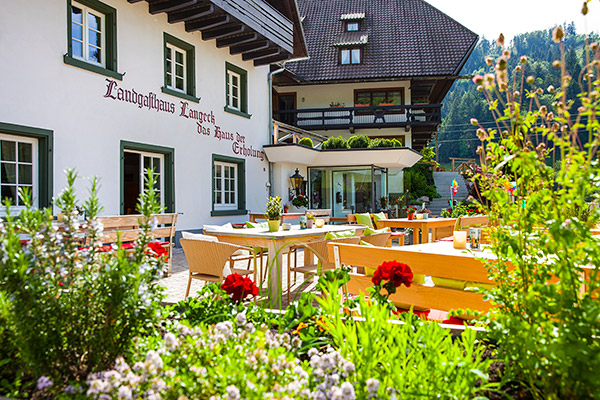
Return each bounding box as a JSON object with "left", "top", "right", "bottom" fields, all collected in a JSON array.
[
  {"left": 354, "top": 98, "right": 370, "bottom": 107},
  {"left": 265, "top": 196, "right": 283, "bottom": 232},
  {"left": 405, "top": 206, "right": 417, "bottom": 220},
  {"left": 306, "top": 213, "right": 315, "bottom": 228},
  {"left": 292, "top": 193, "right": 309, "bottom": 209},
  {"left": 378, "top": 98, "right": 395, "bottom": 106},
  {"left": 283, "top": 204, "right": 290, "bottom": 214},
  {"left": 329, "top": 101, "right": 345, "bottom": 108}
]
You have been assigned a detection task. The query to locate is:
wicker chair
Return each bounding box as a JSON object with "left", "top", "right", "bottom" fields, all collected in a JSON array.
[
  {"left": 287, "top": 236, "right": 361, "bottom": 303},
  {"left": 360, "top": 231, "right": 392, "bottom": 247},
  {"left": 180, "top": 238, "right": 256, "bottom": 298}
]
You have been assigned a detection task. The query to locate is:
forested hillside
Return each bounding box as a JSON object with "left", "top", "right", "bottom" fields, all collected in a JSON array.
[{"left": 436, "top": 23, "right": 599, "bottom": 163}]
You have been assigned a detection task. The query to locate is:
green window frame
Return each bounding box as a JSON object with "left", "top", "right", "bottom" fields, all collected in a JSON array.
[
  {"left": 120, "top": 141, "right": 175, "bottom": 214},
  {"left": 224, "top": 62, "right": 251, "bottom": 119},
  {"left": 0, "top": 122, "right": 53, "bottom": 212},
  {"left": 64, "top": 0, "right": 123, "bottom": 80},
  {"left": 162, "top": 33, "right": 199, "bottom": 103},
  {"left": 211, "top": 154, "right": 246, "bottom": 216}
]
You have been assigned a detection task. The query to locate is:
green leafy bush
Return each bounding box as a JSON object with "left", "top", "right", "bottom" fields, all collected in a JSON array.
[
  {"left": 441, "top": 199, "right": 485, "bottom": 218},
  {"left": 0, "top": 170, "right": 165, "bottom": 391},
  {"left": 473, "top": 26, "right": 600, "bottom": 398},
  {"left": 347, "top": 135, "right": 370, "bottom": 148},
  {"left": 320, "top": 136, "right": 349, "bottom": 149},
  {"left": 368, "top": 138, "right": 396, "bottom": 148},
  {"left": 298, "top": 137, "right": 313, "bottom": 147}
]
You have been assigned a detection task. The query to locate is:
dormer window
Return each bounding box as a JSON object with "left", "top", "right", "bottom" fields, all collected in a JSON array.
[
  {"left": 346, "top": 21, "right": 359, "bottom": 32},
  {"left": 340, "top": 47, "right": 361, "bottom": 65}
]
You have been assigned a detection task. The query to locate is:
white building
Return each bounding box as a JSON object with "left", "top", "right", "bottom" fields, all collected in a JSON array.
[{"left": 0, "top": 0, "right": 306, "bottom": 233}]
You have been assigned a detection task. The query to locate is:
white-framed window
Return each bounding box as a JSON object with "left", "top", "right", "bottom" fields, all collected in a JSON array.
[
  {"left": 213, "top": 161, "right": 238, "bottom": 210},
  {"left": 227, "top": 70, "right": 241, "bottom": 111},
  {"left": 341, "top": 48, "right": 361, "bottom": 65},
  {"left": 165, "top": 42, "right": 186, "bottom": 93},
  {"left": 1, "top": 134, "right": 38, "bottom": 210},
  {"left": 71, "top": 1, "right": 105, "bottom": 66},
  {"left": 123, "top": 150, "right": 164, "bottom": 212},
  {"left": 346, "top": 21, "right": 359, "bottom": 31}
]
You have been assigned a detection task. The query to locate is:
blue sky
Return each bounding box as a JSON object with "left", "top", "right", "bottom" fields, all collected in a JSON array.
[{"left": 425, "top": 0, "right": 600, "bottom": 42}]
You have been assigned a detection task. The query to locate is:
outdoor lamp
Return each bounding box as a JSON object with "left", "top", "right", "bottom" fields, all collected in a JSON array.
[{"left": 290, "top": 168, "right": 304, "bottom": 194}]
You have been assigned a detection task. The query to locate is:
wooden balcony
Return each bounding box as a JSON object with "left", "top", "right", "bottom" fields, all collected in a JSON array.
[{"left": 273, "top": 104, "right": 442, "bottom": 131}]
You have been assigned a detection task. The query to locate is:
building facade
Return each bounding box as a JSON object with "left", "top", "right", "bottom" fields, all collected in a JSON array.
[{"left": 0, "top": 0, "right": 305, "bottom": 231}]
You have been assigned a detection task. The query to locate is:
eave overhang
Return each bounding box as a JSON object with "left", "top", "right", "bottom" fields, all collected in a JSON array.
[{"left": 263, "top": 144, "right": 422, "bottom": 169}]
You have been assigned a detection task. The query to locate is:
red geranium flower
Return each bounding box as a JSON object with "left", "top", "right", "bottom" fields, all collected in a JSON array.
[
  {"left": 147, "top": 242, "right": 168, "bottom": 258},
  {"left": 372, "top": 260, "right": 413, "bottom": 288},
  {"left": 221, "top": 273, "right": 259, "bottom": 302}
]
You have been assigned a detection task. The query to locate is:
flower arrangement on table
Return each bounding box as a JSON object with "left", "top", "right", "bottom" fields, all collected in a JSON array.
[
  {"left": 292, "top": 193, "right": 309, "bottom": 208},
  {"left": 221, "top": 273, "right": 259, "bottom": 302},
  {"left": 405, "top": 206, "right": 417, "bottom": 215},
  {"left": 265, "top": 196, "right": 283, "bottom": 220}
]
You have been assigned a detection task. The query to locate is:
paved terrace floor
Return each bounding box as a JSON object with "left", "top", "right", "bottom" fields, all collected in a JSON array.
[{"left": 161, "top": 247, "right": 316, "bottom": 307}]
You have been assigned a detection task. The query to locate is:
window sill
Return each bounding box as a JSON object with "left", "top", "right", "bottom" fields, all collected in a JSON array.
[
  {"left": 224, "top": 106, "right": 251, "bottom": 119},
  {"left": 63, "top": 55, "right": 123, "bottom": 80},
  {"left": 211, "top": 209, "right": 248, "bottom": 217},
  {"left": 161, "top": 87, "right": 200, "bottom": 103}
]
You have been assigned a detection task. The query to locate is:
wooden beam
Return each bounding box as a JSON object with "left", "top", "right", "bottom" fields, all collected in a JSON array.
[
  {"left": 254, "top": 52, "right": 291, "bottom": 66},
  {"left": 185, "top": 14, "right": 230, "bottom": 32},
  {"left": 216, "top": 33, "right": 258, "bottom": 48},
  {"left": 242, "top": 47, "right": 280, "bottom": 61},
  {"left": 149, "top": 0, "right": 198, "bottom": 15},
  {"left": 127, "top": 0, "right": 145, "bottom": 3},
  {"left": 230, "top": 40, "right": 269, "bottom": 55},
  {"left": 168, "top": 3, "right": 214, "bottom": 23},
  {"left": 202, "top": 24, "right": 245, "bottom": 40}
]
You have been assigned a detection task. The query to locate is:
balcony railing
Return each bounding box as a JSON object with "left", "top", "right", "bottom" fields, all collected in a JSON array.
[{"left": 273, "top": 104, "right": 442, "bottom": 130}]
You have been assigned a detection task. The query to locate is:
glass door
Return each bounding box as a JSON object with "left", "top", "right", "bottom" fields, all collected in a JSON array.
[{"left": 123, "top": 150, "right": 163, "bottom": 215}]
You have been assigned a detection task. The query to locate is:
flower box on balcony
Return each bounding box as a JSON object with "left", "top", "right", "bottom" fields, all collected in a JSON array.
[
  {"left": 379, "top": 103, "right": 395, "bottom": 106},
  {"left": 355, "top": 103, "right": 370, "bottom": 107}
]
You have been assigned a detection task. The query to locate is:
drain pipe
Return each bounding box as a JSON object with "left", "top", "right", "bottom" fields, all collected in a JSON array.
[{"left": 267, "top": 64, "right": 287, "bottom": 197}]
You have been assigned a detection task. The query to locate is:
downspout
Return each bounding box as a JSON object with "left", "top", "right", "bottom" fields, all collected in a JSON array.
[{"left": 267, "top": 64, "right": 286, "bottom": 197}]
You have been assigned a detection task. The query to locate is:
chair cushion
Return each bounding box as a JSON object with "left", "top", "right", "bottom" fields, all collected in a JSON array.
[
  {"left": 371, "top": 212, "right": 387, "bottom": 229},
  {"left": 245, "top": 221, "right": 269, "bottom": 228},
  {"left": 182, "top": 232, "right": 218, "bottom": 242},
  {"left": 360, "top": 240, "right": 374, "bottom": 246},
  {"left": 355, "top": 213, "right": 374, "bottom": 228},
  {"left": 325, "top": 229, "right": 356, "bottom": 240},
  {"left": 432, "top": 277, "right": 467, "bottom": 290},
  {"left": 363, "top": 226, "right": 391, "bottom": 236}
]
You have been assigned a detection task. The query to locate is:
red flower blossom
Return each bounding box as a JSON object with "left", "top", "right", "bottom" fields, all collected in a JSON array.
[
  {"left": 221, "top": 273, "right": 259, "bottom": 302},
  {"left": 371, "top": 260, "right": 413, "bottom": 288},
  {"left": 147, "top": 242, "right": 168, "bottom": 259}
]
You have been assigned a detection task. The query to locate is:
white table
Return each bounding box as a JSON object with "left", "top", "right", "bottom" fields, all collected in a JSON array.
[{"left": 204, "top": 224, "right": 363, "bottom": 307}]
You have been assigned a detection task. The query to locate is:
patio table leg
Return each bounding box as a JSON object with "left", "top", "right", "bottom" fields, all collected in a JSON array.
[{"left": 266, "top": 240, "right": 285, "bottom": 309}]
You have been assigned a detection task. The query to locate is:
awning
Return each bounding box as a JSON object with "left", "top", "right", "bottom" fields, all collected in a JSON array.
[
  {"left": 263, "top": 144, "right": 422, "bottom": 169},
  {"left": 340, "top": 13, "right": 366, "bottom": 20},
  {"left": 333, "top": 32, "right": 368, "bottom": 46}
]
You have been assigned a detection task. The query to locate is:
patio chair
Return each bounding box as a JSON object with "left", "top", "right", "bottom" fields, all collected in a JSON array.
[
  {"left": 287, "top": 236, "right": 361, "bottom": 303},
  {"left": 180, "top": 238, "right": 256, "bottom": 299},
  {"left": 182, "top": 231, "right": 256, "bottom": 272},
  {"left": 454, "top": 215, "right": 489, "bottom": 231},
  {"left": 360, "top": 231, "right": 392, "bottom": 247}
]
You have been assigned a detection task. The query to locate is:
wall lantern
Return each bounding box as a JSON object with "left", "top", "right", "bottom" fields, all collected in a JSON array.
[{"left": 289, "top": 168, "right": 304, "bottom": 193}]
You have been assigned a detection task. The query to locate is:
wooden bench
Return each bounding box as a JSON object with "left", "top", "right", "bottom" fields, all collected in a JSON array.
[
  {"left": 327, "top": 242, "right": 496, "bottom": 316},
  {"left": 92, "top": 213, "right": 178, "bottom": 276},
  {"left": 306, "top": 209, "right": 332, "bottom": 223},
  {"left": 346, "top": 213, "right": 405, "bottom": 246}
]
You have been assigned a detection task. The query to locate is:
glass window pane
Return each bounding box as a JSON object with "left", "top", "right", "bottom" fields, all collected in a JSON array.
[
  {"left": 373, "top": 92, "right": 386, "bottom": 104},
  {"left": 232, "top": 87, "right": 238, "bottom": 97},
  {"left": 389, "top": 91, "right": 402, "bottom": 104},
  {"left": 175, "top": 64, "right": 184, "bottom": 77},
  {"left": 18, "top": 187, "right": 32, "bottom": 206},
  {"left": 1, "top": 141, "right": 16, "bottom": 161},
  {"left": 88, "top": 46, "right": 101, "bottom": 63},
  {"left": 341, "top": 49, "right": 350, "bottom": 65},
  {"left": 231, "top": 75, "right": 238, "bottom": 86},
  {"left": 175, "top": 78, "right": 184, "bottom": 90},
  {"left": 166, "top": 61, "right": 172, "bottom": 73},
  {"left": 72, "top": 6, "right": 83, "bottom": 23},
  {"left": 166, "top": 72, "right": 172, "bottom": 84},
  {"left": 351, "top": 49, "right": 361, "bottom": 63},
  {"left": 175, "top": 51, "right": 184, "bottom": 64},
  {"left": 89, "top": 30, "right": 101, "bottom": 47},
  {"left": 153, "top": 158, "right": 160, "bottom": 173},
  {"left": 216, "top": 179, "right": 221, "bottom": 190},
  {"left": 144, "top": 157, "right": 151, "bottom": 169},
  {"left": 72, "top": 22, "right": 83, "bottom": 40},
  {"left": 232, "top": 98, "right": 239, "bottom": 108},
  {"left": 18, "top": 142, "right": 32, "bottom": 163},
  {"left": 72, "top": 40, "right": 83, "bottom": 58},
  {"left": 18, "top": 165, "right": 32, "bottom": 185},
  {"left": 1, "top": 185, "right": 16, "bottom": 204},
  {"left": 1, "top": 164, "right": 16, "bottom": 184},
  {"left": 153, "top": 178, "right": 160, "bottom": 190},
  {"left": 356, "top": 92, "right": 371, "bottom": 105},
  {"left": 166, "top": 48, "right": 172, "bottom": 60},
  {"left": 88, "top": 13, "right": 101, "bottom": 31},
  {"left": 347, "top": 22, "right": 358, "bottom": 31}
]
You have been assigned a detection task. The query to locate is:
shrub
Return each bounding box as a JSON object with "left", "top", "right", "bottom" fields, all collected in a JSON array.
[
  {"left": 369, "top": 138, "right": 395, "bottom": 148},
  {"left": 347, "top": 135, "right": 370, "bottom": 148},
  {"left": 298, "top": 137, "right": 313, "bottom": 147},
  {"left": 320, "top": 136, "right": 349, "bottom": 149},
  {"left": 0, "top": 170, "right": 165, "bottom": 390}
]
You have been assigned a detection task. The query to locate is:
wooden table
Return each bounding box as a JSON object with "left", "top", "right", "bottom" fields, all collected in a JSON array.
[
  {"left": 203, "top": 224, "right": 364, "bottom": 307},
  {"left": 378, "top": 217, "right": 457, "bottom": 244},
  {"left": 248, "top": 212, "right": 305, "bottom": 223}
]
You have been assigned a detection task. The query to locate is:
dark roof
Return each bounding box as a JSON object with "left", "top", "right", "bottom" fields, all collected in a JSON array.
[{"left": 286, "top": 0, "right": 478, "bottom": 83}]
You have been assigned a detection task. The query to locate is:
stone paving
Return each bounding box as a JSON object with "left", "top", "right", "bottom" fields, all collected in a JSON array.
[{"left": 160, "top": 247, "right": 315, "bottom": 306}]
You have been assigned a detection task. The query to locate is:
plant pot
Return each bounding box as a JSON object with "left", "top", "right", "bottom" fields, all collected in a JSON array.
[
  {"left": 379, "top": 103, "right": 394, "bottom": 106},
  {"left": 307, "top": 219, "right": 314, "bottom": 229},
  {"left": 407, "top": 213, "right": 414, "bottom": 220},
  {"left": 354, "top": 104, "right": 370, "bottom": 107},
  {"left": 267, "top": 219, "right": 280, "bottom": 232}
]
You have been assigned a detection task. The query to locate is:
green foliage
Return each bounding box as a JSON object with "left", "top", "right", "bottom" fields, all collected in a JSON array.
[
  {"left": 0, "top": 170, "right": 165, "bottom": 391},
  {"left": 474, "top": 30, "right": 600, "bottom": 398},
  {"left": 320, "top": 136, "right": 349, "bottom": 150},
  {"left": 438, "top": 24, "right": 600, "bottom": 163},
  {"left": 347, "top": 134, "right": 370, "bottom": 149},
  {"left": 440, "top": 199, "right": 485, "bottom": 218},
  {"left": 368, "top": 138, "right": 399, "bottom": 148},
  {"left": 298, "top": 137, "right": 313, "bottom": 147},
  {"left": 265, "top": 196, "right": 283, "bottom": 219}
]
